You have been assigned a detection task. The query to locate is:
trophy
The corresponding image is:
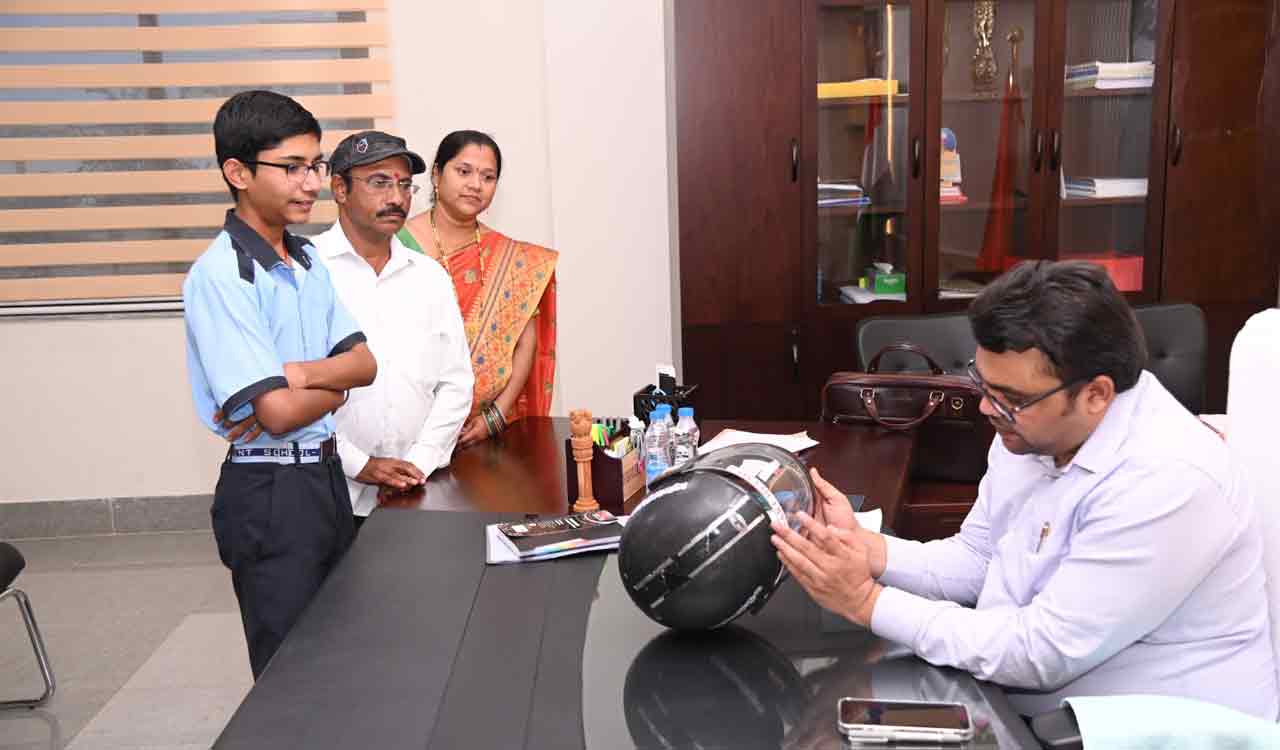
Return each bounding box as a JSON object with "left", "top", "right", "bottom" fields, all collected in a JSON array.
[{"left": 971, "top": 1, "right": 998, "bottom": 91}]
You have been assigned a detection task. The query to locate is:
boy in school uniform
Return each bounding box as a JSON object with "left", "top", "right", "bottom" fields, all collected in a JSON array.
[{"left": 183, "top": 90, "right": 377, "bottom": 679}]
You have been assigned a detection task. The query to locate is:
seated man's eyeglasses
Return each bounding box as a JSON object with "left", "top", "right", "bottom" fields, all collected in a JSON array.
[
  {"left": 965, "top": 358, "right": 1085, "bottom": 424},
  {"left": 348, "top": 175, "right": 420, "bottom": 194},
  {"left": 243, "top": 159, "right": 330, "bottom": 183}
]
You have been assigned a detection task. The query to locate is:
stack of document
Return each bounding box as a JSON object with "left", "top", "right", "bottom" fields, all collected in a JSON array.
[
  {"left": 839, "top": 285, "right": 907, "bottom": 304},
  {"left": 938, "top": 277, "right": 985, "bottom": 300},
  {"left": 698, "top": 428, "right": 819, "bottom": 456},
  {"left": 1065, "top": 61, "right": 1154, "bottom": 90},
  {"left": 818, "top": 180, "right": 871, "bottom": 207},
  {"left": 1063, "top": 177, "right": 1148, "bottom": 199},
  {"left": 939, "top": 184, "right": 968, "bottom": 205}
]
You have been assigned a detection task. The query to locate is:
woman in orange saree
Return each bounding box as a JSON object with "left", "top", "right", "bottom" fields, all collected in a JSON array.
[{"left": 398, "top": 131, "right": 557, "bottom": 448}]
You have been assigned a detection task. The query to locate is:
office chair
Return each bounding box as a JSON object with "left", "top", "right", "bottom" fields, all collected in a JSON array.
[
  {"left": 1133, "top": 303, "right": 1207, "bottom": 414},
  {"left": 1, "top": 542, "right": 56, "bottom": 708},
  {"left": 1228, "top": 309, "right": 1280, "bottom": 717},
  {"left": 855, "top": 313, "right": 975, "bottom": 374},
  {"left": 855, "top": 304, "right": 1206, "bottom": 414}
]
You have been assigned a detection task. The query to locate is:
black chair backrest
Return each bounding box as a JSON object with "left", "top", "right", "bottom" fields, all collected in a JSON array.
[
  {"left": 855, "top": 313, "right": 975, "bottom": 374},
  {"left": 1132, "top": 303, "right": 1206, "bottom": 414},
  {"left": 855, "top": 303, "right": 1207, "bottom": 414},
  {"left": 0, "top": 542, "right": 26, "bottom": 591}
]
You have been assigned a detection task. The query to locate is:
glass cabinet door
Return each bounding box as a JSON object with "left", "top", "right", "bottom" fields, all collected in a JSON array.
[
  {"left": 934, "top": 0, "right": 1041, "bottom": 303},
  {"left": 815, "top": 1, "right": 917, "bottom": 306},
  {"left": 1054, "top": 0, "right": 1159, "bottom": 295}
]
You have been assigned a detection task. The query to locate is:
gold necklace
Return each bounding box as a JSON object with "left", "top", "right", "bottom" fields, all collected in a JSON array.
[
  {"left": 429, "top": 205, "right": 487, "bottom": 321},
  {"left": 429, "top": 205, "right": 483, "bottom": 269}
]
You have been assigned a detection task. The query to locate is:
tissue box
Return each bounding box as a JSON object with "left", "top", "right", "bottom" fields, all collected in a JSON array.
[{"left": 865, "top": 268, "right": 907, "bottom": 294}]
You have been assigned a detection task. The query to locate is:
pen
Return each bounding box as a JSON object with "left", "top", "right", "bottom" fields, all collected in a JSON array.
[{"left": 1036, "top": 522, "right": 1050, "bottom": 553}]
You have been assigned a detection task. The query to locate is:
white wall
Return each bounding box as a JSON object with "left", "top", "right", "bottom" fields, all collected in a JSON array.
[
  {"left": 0, "top": 0, "right": 677, "bottom": 504},
  {"left": 540, "top": 1, "right": 676, "bottom": 420},
  {"left": 0, "top": 316, "right": 227, "bottom": 502},
  {"left": 386, "top": 0, "right": 676, "bottom": 420}
]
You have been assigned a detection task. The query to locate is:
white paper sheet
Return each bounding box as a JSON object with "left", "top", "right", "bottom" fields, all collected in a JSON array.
[{"left": 698, "top": 428, "right": 819, "bottom": 456}]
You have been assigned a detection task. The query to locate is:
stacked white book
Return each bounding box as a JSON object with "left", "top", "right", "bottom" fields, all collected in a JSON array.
[
  {"left": 1063, "top": 177, "right": 1148, "bottom": 199},
  {"left": 939, "top": 184, "right": 967, "bottom": 205},
  {"left": 818, "top": 180, "right": 871, "bottom": 207},
  {"left": 1065, "top": 60, "right": 1154, "bottom": 90}
]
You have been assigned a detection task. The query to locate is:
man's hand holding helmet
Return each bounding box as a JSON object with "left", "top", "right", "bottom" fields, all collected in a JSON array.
[{"left": 771, "top": 511, "right": 883, "bottom": 627}]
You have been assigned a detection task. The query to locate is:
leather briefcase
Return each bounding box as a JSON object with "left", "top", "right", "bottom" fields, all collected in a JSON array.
[{"left": 821, "top": 344, "right": 994, "bottom": 482}]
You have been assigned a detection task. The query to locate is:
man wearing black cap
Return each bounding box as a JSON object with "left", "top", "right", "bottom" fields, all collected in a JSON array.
[{"left": 312, "top": 131, "right": 474, "bottom": 529}]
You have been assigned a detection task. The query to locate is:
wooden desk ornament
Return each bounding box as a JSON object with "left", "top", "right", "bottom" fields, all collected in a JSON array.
[{"left": 569, "top": 409, "right": 600, "bottom": 513}]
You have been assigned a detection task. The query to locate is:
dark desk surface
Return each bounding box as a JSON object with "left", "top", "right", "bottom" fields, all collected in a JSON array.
[
  {"left": 385, "top": 417, "right": 916, "bottom": 529},
  {"left": 213, "top": 418, "right": 1039, "bottom": 749}
]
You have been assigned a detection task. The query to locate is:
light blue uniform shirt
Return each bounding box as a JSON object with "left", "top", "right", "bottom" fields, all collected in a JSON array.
[
  {"left": 183, "top": 209, "right": 365, "bottom": 446},
  {"left": 871, "top": 371, "right": 1278, "bottom": 719}
]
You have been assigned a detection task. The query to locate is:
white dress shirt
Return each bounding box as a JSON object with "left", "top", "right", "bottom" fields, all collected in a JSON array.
[
  {"left": 311, "top": 222, "right": 474, "bottom": 516},
  {"left": 870, "top": 371, "right": 1278, "bottom": 719}
]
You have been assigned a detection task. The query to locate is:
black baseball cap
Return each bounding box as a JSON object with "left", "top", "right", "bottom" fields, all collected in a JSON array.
[{"left": 329, "top": 130, "right": 427, "bottom": 175}]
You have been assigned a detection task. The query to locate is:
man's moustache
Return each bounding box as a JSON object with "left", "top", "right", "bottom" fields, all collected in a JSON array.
[{"left": 377, "top": 209, "right": 407, "bottom": 218}]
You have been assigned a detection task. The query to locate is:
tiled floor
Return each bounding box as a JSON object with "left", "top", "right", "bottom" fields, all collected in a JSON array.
[{"left": 0, "top": 533, "right": 250, "bottom": 750}]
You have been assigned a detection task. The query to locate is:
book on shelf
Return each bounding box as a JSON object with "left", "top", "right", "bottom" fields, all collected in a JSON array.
[
  {"left": 1065, "top": 60, "right": 1153, "bottom": 91},
  {"left": 818, "top": 179, "right": 871, "bottom": 207},
  {"left": 1065, "top": 60, "right": 1155, "bottom": 79},
  {"left": 938, "top": 277, "right": 985, "bottom": 300},
  {"left": 1067, "top": 76, "right": 1153, "bottom": 90},
  {"left": 817, "top": 78, "right": 900, "bottom": 99},
  {"left": 485, "top": 509, "right": 624, "bottom": 564},
  {"left": 940, "top": 184, "right": 968, "bottom": 205},
  {"left": 1062, "top": 177, "right": 1148, "bottom": 199}
]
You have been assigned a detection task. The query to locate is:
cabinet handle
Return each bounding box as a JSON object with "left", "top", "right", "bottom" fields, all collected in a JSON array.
[
  {"left": 790, "top": 139, "right": 799, "bottom": 182},
  {"left": 911, "top": 136, "right": 921, "bottom": 179},
  {"left": 1032, "top": 129, "right": 1044, "bottom": 173},
  {"left": 790, "top": 327, "right": 800, "bottom": 383},
  {"left": 1170, "top": 124, "right": 1183, "bottom": 166},
  {"left": 1050, "top": 130, "right": 1062, "bottom": 173}
]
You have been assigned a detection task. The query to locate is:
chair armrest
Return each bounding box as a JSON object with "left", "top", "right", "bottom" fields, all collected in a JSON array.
[{"left": 1029, "top": 705, "right": 1083, "bottom": 750}]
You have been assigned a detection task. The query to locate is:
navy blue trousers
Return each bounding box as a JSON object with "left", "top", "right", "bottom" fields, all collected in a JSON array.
[{"left": 211, "top": 456, "right": 354, "bottom": 679}]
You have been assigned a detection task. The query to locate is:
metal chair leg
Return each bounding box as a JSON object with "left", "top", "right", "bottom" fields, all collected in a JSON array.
[{"left": 0, "top": 587, "right": 56, "bottom": 708}]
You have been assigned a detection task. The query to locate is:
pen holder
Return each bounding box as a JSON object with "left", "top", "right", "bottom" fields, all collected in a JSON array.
[
  {"left": 564, "top": 430, "right": 645, "bottom": 514},
  {"left": 633, "top": 383, "right": 699, "bottom": 425}
]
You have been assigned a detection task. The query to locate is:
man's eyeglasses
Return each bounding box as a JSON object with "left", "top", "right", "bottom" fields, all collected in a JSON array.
[
  {"left": 964, "top": 359, "right": 1084, "bottom": 423},
  {"left": 243, "top": 159, "right": 330, "bottom": 183},
  {"left": 348, "top": 175, "right": 420, "bottom": 195}
]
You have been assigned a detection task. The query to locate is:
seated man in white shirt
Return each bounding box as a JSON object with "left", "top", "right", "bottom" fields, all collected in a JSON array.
[
  {"left": 772, "top": 260, "right": 1278, "bottom": 719},
  {"left": 311, "top": 131, "right": 474, "bottom": 528}
]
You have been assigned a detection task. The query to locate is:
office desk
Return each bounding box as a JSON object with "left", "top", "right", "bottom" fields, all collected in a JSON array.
[
  {"left": 213, "top": 419, "right": 1039, "bottom": 749},
  {"left": 386, "top": 417, "right": 916, "bottom": 529}
]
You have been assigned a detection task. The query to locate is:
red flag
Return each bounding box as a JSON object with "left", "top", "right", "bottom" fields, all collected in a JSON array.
[{"left": 976, "top": 74, "right": 1025, "bottom": 272}]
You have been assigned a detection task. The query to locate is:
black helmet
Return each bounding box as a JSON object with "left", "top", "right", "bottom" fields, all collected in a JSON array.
[
  {"left": 617, "top": 443, "right": 816, "bottom": 630},
  {"left": 623, "top": 627, "right": 806, "bottom": 747}
]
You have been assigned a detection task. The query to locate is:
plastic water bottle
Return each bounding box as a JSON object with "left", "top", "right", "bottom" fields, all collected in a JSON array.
[
  {"left": 644, "top": 408, "right": 672, "bottom": 487},
  {"left": 655, "top": 404, "right": 676, "bottom": 465},
  {"left": 672, "top": 407, "right": 700, "bottom": 466}
]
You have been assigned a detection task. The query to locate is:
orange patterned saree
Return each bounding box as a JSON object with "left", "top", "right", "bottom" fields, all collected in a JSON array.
[{"left": 399, "top": 227, "right": 557, "bottom": 421}]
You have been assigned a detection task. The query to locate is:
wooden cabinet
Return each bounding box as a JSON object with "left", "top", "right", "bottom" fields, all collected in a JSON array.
[{"left": 675, "top": 0, "right": 1278, "bottom": 421}]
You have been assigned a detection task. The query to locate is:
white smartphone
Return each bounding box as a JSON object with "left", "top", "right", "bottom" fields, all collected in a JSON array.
[{"left": 837, "top": 697, "right": 975, "bottom": 743}]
